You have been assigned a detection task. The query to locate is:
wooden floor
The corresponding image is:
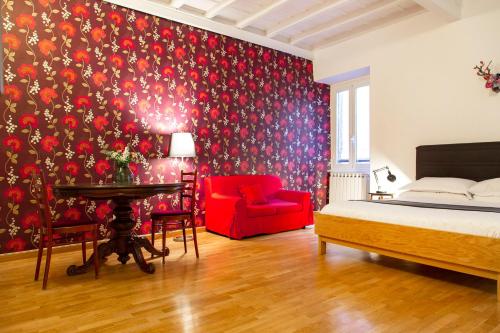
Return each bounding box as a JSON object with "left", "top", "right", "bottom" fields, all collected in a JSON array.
[{"left": 1, "top": 229, "right": 500, "bottom": 333}]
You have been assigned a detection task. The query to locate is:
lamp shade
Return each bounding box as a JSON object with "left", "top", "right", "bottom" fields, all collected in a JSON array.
[{"left": 169, "top": 132, "right": 196, "bottom": 158}]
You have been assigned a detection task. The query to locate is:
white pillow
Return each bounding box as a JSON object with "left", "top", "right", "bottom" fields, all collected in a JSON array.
[
  {"left": 397, "top": 191, "right": 470, "bottom": 202},
  {"left": 400, "top": 177, "right": 476, "bottom": 198},
  {"left": 472, "top": 195, "right": 500, "bottom": 204},
  {"left": 469, "top": 178, "right": 500, "bottom": 197}
]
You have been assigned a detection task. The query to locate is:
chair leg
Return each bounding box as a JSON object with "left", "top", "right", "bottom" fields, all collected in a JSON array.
[
  {"left": 151, "top": 220, "right": 155, "bottom": 259},
  {"left": 162, "top": 223, "right": 167, "bottom": 265},
  {"left": 191, "top": 219, "right": 199, "bottom": 258},
  {"left": 82, "top": 241, "right": 86, "bottom": 264},
  {"left": 93, "top": 228, "right": 99, "bottom": 279},
  {"left": 42, "top": 241, "right": 53, "bottom": 290},
  {"left": 182, "top": 221, "right": 187, "bottom": 254},
  {"left": 34, "top": 237, "right": 44, "bottom": 281}
]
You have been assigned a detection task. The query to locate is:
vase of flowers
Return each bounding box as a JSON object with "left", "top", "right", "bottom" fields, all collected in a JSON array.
[
  {"left": 103, "top": 146, "right": 137, "bottom": 184},
  {"left": 474, "top": 60, "right": 500, "bottom": 93}
]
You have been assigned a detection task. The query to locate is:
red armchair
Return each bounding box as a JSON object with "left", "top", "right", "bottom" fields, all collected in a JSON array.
[{"left": 204, "top": 175, "right": 313, "bottom": 239}]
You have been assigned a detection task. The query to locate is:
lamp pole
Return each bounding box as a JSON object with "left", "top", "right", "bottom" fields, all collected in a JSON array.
[{"left": 168, "top": 132, "right": 196, "bottom": 243}]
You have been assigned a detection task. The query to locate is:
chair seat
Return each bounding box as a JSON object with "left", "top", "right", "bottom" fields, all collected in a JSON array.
[
  {"left": 151, "top": 210, "right": 191, "bottom": 218},
  {"left": 41, "top": 220, "right": 96, "bottom": 243}
]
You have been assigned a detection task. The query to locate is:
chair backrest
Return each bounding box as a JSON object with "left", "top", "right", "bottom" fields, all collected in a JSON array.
[
  {"left": 180, "top": 170, "right": 197, "bottom": 214},
  {"left": 32, "top": 172, "right": 53, "bottom": 231}
]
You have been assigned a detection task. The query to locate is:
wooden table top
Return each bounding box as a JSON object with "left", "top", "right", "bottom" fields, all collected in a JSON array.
[{"left": 53, "top": 183, "right": 186, "bottom": 200}]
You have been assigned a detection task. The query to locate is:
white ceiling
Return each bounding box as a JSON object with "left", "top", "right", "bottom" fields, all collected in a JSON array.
[{"left": 104, "top": 0, "right": 462, "bottom": 59}]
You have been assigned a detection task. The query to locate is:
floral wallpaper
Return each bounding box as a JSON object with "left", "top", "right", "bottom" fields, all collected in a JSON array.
[{"left": 0, "top": 0, "right": 330, "bottom": 253}]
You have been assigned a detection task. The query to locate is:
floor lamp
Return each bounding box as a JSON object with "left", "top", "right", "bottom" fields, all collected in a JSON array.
[{"left": 169, "top": 132, "right": 196, "bottom": 242}]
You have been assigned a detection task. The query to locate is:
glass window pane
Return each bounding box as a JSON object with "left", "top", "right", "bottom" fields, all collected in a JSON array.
[
  {"left": 355, "top": 85, "right": 370, "bottom": 162},
  {"left": 336, "top": 90, "right": 350, "bottom": 163}
]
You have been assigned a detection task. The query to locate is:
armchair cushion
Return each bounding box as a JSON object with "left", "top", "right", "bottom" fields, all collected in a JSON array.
[
  {"left": 239, "top": 184, "right": 268, "bottom": 205},
  {"left": 267, "top": 199, "right": 302, "bottom": 214},
  {"left": 247, "top": 204, "right": 276, "bottom": 217}
]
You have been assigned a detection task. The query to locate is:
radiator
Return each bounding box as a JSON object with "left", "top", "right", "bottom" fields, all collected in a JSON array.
[{"left": 329, "top": 172, "right": 369, "bottom": 202}]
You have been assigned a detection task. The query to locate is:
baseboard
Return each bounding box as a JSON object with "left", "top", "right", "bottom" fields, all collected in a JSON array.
[{"left": 0, "top": 226, "right": 206, "bottom": 263}]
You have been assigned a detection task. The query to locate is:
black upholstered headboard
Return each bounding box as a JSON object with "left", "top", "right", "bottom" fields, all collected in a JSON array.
[{"left": 416, "top": 141, "right": 500, "bottom": 181}]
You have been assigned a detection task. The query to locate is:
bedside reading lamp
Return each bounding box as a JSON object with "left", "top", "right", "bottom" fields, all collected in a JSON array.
[
  {"left": 169, "top": 132, "right": 196, "bottom": 243},
  {"left": 373, "top": 166, "right": 396, "bottom": 193}
]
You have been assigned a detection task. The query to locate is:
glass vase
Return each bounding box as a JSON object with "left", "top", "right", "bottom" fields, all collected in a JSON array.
[{"left": 114, "top": 163, "right": 133, "bottom": 184}]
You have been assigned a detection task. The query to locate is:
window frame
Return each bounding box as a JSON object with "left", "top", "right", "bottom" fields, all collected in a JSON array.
[{"left": 331, "top": 76, "right": 370, "bottom": 173}]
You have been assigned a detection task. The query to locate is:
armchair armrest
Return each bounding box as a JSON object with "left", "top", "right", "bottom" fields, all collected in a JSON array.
[
  {"left": 205, "top": 193, "right": 247, "bottom": 238},
  {"left": 275, "top": 189, "right": 313, "bottom": 225},
  {"left": 210, "top": 193, "right": 246, "bottom": 207},
  {"left": 275, "top": 189, "right": 311, "bottom": 204}
]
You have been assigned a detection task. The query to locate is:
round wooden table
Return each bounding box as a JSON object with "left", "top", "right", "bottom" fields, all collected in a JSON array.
[{"left": 53, "top": 183, "right": 186, "bottom": 275}]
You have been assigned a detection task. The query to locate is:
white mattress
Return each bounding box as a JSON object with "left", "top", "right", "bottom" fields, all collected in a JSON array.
[{"left": 320, "top": 196, "right": 500, "bottom": 238}]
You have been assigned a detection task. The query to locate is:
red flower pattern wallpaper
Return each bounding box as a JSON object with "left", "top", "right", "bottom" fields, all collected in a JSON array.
[{"left": 0, "top": 0, "right": 330, "bottom": 253}]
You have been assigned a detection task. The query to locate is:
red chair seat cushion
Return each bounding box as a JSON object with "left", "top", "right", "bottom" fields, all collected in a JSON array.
[{"left": 239, "top": 184, "right": 268, "bottom": 205}]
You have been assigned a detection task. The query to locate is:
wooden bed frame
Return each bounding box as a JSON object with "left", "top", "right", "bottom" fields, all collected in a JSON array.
[{"left": 315, "top": 141, "right": 500, "bottom": 299}]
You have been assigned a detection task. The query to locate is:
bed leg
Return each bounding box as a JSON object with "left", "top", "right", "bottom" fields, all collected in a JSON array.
[
  {"left": 497, "top": 276, "right": 500, "bottom": 302},
  {"left": 318, "top": 238, "right": 326, "bottom": 255}
]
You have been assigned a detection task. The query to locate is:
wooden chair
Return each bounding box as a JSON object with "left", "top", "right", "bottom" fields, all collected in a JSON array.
[
  {"left": 151, "top": 170, "right": 199, "bottom": 263},
  {"left": 33, "top": 173, "right": 99, "bottom": 289}
]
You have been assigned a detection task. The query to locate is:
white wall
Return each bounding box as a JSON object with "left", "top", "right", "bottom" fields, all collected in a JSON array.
[{"left": 314, "top": 0, "right": 500, "bottom": 191}]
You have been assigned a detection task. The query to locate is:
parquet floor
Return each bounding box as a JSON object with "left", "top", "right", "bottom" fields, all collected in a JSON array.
[{"left": 1, "top": 228, "right": 500, "bottom": 333}]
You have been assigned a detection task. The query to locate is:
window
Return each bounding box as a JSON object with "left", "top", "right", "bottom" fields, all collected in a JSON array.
[{"left": 331, "top": 78, "right": 370, "bottom": 172}]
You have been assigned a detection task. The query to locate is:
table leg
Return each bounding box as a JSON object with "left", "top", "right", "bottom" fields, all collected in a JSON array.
[
  {"left": 112, "top": 197, "right": 135, "bottom": 265},
  {"left": 130, "top": 237, "right": 156, "bottom": 274},
  {"left": 137, "top": 236, "right": 170, "bottom": 258},
  {"left": 67, "top": 197, "right": 171, "bottom": 275},
  {"left": 67, "top": 239, "right": 115, "bottom": 276}
]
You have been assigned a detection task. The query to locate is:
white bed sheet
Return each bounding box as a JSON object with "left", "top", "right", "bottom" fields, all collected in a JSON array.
[{"left": 320, "top": 197, "right": 500, "bottom": 238}]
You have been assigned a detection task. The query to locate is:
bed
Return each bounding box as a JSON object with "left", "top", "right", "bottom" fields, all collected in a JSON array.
[{"left": 315, "top": 141, "right": 500, "bottom": 299}]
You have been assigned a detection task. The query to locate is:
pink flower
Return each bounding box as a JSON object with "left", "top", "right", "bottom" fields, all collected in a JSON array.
[
  {"left": 63, "top": 161, "right": 80, "bottom": 176},
  {"left": 96, "top": 203, "right": 112, "bottom": 220},
  {"left": 64, "top": 208, "right": 82, "bottom": 221},
  {"left": 95, "top": 160, "right": 110, "bottom": 175},
  {"left": 40, "top": 135, "right": 59, "bottom": 152},
  {"left": 211, "top": 143, "right": 220, "bottom": 155},
  {"left": 240, "top": 161, "right": 249, "bottom": 172},
  {"left": 5, "top": 186, "right": 25, "bottom": 203},
  {"left": 6, "top": 238, "right": 27, "bottom": 252}
]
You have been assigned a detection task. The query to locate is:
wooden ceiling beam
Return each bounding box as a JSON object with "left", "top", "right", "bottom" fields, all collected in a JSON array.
[
  {"left": 412, "top": 0, "right": 461, "bottom": 21},
  {"left": 205, "top": 0, "right": 238, "bottom": 18},
  {"left": 170, "top": 0, "right": 186, "bottom": 9},
  {"left": 313, "top": 3, "right": 423, "bottom": 49},
  {"left": 266, "top": 0, "right": 352, "bottom": 38},
  {"left": 291, "top": 0, "right": 401, "bottom": 45},
  {"left": 236, "top": 0, "right": 289, "bottom": 29}
]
